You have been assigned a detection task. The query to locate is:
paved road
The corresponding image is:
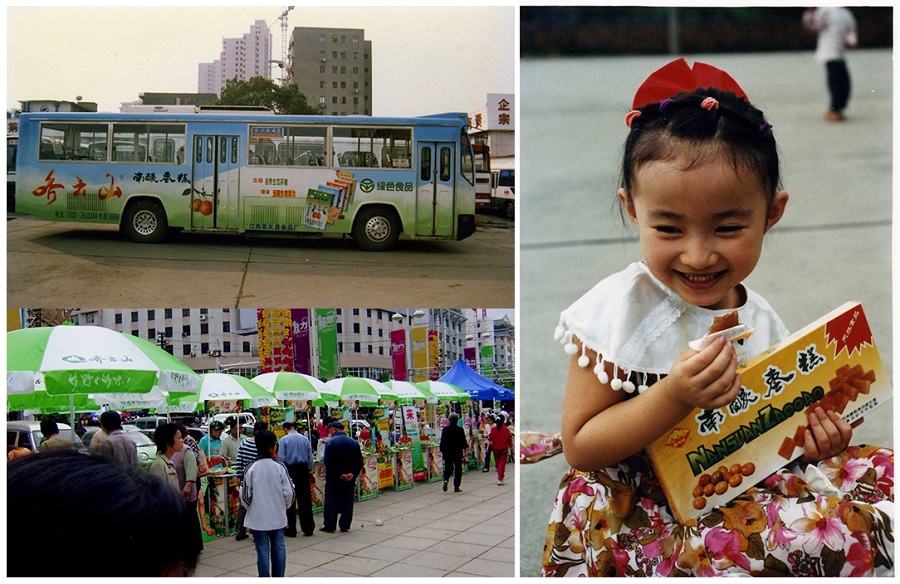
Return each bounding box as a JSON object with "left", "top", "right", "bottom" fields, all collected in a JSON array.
[
  {"left": 6, "top": 212, "right": 514, "bottom": 308},
  {"left": 192, "top": 463, "right": 514, "bottom": 577},
  {"left": 519, "top": 49, "right": 893, "bottom": 576}
]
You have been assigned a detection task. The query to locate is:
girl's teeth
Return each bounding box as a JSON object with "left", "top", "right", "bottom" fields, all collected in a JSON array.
[{"left": 683, "top": 273, "right": 716, "bottom": 282}]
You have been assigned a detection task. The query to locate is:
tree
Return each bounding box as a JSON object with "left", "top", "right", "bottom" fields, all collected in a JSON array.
[{"left": 217, "top": 76, "right": 320, "bottom": 115}]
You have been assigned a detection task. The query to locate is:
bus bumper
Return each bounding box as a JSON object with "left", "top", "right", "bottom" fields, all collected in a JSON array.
[{"left": 457, "top": 214, "right": 476, "bottom": 241}]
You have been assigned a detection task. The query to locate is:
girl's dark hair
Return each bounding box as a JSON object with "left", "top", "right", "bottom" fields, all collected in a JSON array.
[
  {"left": 621, "top": 87, "right": 780, "bottom": 205},
  {"left": 255, "top": 429, "right": 278, "bottom": 458},
  {"left": 8, "top": 451, "right": 196, "bottom": 576},
  {"left": 154, "top": 423, "right": 179, "bottom": 453}
]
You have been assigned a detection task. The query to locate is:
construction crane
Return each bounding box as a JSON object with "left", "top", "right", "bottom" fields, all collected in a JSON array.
[{"left": 270, "top": 6, "right": 294, "bottom": 84}]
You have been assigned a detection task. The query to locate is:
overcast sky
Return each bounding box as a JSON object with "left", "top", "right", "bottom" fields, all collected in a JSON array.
[{"left": 6, "top": 5, "right": 514, "bottom": 117}]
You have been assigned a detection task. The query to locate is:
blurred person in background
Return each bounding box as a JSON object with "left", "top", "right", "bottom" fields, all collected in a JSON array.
[
  {"left": 221, "top": 416, "right": 242, "bottom": 462},
  {"left": 173, "top": 423, "right": 204, "bottom": 558},
  {"left": 803, "top": 6, "right": 858, "bottom": 121},
  {"left": 279, "top": 421, "right": 316, "bottom": 537}
]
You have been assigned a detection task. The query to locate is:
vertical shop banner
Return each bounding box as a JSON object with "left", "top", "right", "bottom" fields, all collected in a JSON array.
[
  {"left": 410, "top": 326, "right": 428, "bottom": 382},
  {"left": 257, "top": 309, "right": 272, "bottom": 374},
  {"left": 428, "top": 330, "right": 440, "bottom": 381},
  {"left": 275, "top": 309, "right": 294, "bottom": 372},
  {"left": 464, "top": 347, "right": 477, "bottom": 370},
  {"left": 291, "top": 309, "right": 312, "bottom": 375},
  {"left": 390, "top": 329, "right": 407, "bottom": 381},
  {"left": 316, "top": 308, "right": 339, "bottom": 378},
  {"left": 257, "top": 309, "right": 295, "bottom": 374},
  {"left": 401, "top": 405, "right": 426, "bottom": 481},
  {"left": 480, "top": 344, "right": 494, "bottom": 379}
]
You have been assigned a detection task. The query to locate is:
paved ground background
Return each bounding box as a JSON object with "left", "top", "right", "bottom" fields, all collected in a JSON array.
[
  {"left": 519, "top": 49, "right": 894, "bottom": 576},
  {"left": 6, "top": 213, "right": 514, "bottom": 308},
  {"left": 193, "top": 462, "right": 514, "bottom": 577}
]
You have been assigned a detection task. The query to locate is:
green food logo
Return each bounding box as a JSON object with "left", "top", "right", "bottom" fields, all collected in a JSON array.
[{"left": 360, "top": 178, "right": 375, "bottom": 193}]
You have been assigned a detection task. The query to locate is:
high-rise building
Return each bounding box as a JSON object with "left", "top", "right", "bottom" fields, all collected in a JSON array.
[
  {"left": 198, "top": 20, "right": 273, "bottom": 96},
  {"left": 288, "top": 27, "right": 373, "bottom": 116}
]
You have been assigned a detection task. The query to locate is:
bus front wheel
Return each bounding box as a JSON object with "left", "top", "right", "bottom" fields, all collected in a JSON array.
[
  {"left": 353, "top": 206, "right": 400, "bottom": 251},
  {"left": 123, "top": 200, "right": 168, "bottom": 243}
]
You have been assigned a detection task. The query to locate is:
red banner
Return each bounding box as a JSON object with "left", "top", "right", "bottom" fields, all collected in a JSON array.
[{"left": 390, "top": 329, "right": 407, "bottom": 381}]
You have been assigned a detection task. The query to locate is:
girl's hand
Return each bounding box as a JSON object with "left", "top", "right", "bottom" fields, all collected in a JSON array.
[
  {"left": 799, "top": 407, "right": 853, "bottom": 463},
  {"left": 667, "top": 335, "right": 741, "bottom": 410}
]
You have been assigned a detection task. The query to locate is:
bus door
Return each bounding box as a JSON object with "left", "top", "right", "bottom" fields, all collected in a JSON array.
[
  {"left": 191, "top": 135, "right": 240, "bottom": 230},
  {"left": 415, "top": 141, "right": 454, "bottom": 237}
]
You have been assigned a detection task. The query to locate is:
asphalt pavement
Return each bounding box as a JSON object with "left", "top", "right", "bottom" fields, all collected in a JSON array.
[
  {"left": 192, "top": 463, "right": 514, "bottom": 577},
  {"left": 519, "top": 49, "right": 894, "bottom": 576}
]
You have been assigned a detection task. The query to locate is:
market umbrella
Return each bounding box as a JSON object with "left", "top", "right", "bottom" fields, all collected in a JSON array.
[
  {"left": 167, "top": 373, "right": 279, "bottom": 409},
  {"left": 322, "top": 377, "right": 385, "bottom": 408},
  {"left": 384, "top": 380, "right": 435, "bottom": 404},
  {"left": 7, "top": 325, "right": 200, "bottom": 396},
  {"left": 251, "top": 372, "right": 339, "bottom": 405},
  {"left": 415, "top": 380, "right": 471, "bottom": 403},
  {"left": 7, "top": 390, "right": 100, "bottom": 415}
]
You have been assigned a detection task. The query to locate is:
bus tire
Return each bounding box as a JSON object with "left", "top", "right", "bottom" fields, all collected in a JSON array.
[
  {"left": 352, "top": 206, "right": 400, "bottom": 251},
  {"left": 504, "top": 200, "right": 514, "bottom": 220},
  {"left": 123, "top": 200, "right": 168, "bottom": 244}
]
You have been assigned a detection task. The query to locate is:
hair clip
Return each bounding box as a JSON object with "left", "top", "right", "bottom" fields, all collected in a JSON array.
[
  {"left": 758, "top": 122, "right": 773, "bottom": 137},
  {"left": 701, "top": 97, "right": 719, "bottom": 111},
  {"left": 658, "top": 98, "right": 673, "bottom": 113},
  {"left": 625, "top": 110, "right": 642, "bottom": 128}
]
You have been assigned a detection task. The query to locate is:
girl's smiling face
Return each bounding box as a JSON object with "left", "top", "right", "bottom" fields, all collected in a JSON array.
[{"left": 620, "top": 149, "right": 788, "bottom": 310}]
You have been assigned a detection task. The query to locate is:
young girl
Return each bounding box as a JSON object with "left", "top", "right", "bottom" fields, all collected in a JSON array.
[{"left": 541, "top": 59, "right": 893, "bottom": 577}]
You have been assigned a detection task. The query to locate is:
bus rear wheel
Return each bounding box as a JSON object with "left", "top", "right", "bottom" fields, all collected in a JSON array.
[
  {"left": 504, "top": 200, "right": 514, "bottom": 220},
  {"left": 353, "top": 206, "right": 400, "bottom": 251},
  {"left": 123, "top": 200, "right": 168, "bottom": 243}
]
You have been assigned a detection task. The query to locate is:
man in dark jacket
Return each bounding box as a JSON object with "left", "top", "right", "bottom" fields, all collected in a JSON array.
[
  {"left": 440, "top": 413, "right": 468, "bottom": 493},
  {"left": 320, "top": 421, "right": 363, "bottom": 533}
]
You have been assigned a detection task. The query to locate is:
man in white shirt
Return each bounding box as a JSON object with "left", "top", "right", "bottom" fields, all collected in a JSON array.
[{"left": 802, "top": 7, "right": 858, "bottom": 122}]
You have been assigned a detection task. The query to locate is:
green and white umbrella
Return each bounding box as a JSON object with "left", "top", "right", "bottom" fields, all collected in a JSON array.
[
  {"left": 384, "top": 380, "right": 435, "bottom": 404},
  {"left": 251, "top": 372, "right": 339, "bottom": 405},
  {"left": 322, "top": 377, "right": 387, "bottom": 408},
  {"left": 7, "top": 390, "right": 100, "bottom": 415},
  {"left": 168, "top": 373, "right": 278, "bottom": 409},
  {"left": 7, "top": 325, "right": 200, "bottom": 396},
  {"left": 415, "top": 380, "right": 471, "bottom": 403}
]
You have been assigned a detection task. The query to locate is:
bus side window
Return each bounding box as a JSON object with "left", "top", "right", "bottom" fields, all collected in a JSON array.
[
  {"left": 420, "top": 148, "right": 432, "bottom": 181},
  {"left": 439, "top": 147, "right": 451, "bottom": 182}
]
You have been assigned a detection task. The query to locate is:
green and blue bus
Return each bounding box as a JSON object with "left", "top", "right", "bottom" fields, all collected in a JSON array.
[{"left": 15, "top": 111, "right": 477, "bottom": 250}]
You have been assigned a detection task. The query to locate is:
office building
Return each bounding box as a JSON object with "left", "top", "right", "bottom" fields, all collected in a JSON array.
[{"left": 288, "top": 27, "right": 373, "bottom": 116}]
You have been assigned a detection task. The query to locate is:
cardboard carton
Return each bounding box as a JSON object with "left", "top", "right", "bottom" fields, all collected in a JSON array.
[{"left": 647, "top": 302, "right": 891, "bottom": 524}]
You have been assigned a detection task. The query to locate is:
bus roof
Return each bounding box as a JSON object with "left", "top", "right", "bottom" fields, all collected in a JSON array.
[{"left": 20, "top": 111, "right": 470, "bottom": 127}]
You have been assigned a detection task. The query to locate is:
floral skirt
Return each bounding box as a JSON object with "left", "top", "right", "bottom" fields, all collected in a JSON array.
[{"left": 542, "top": 445, "right": 894, "bottom": 577}]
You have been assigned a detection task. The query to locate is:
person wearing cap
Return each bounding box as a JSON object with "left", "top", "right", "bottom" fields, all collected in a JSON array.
[
  {"left": 320, "top": 421, "right": 363, "bottom": 533},
  {"left": 221, "top": 416, "right": 242, "bottom": 463},
  {"left": 278, "top": 421, "right": 315, "bottom": 537},
  {"left": 198, "top": 421, "right": 225, "bottom": 470}
]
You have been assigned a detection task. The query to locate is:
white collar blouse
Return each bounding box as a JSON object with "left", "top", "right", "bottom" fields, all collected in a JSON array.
[{"left": 555, "top": 262, "right": 789, "bottom": 392}]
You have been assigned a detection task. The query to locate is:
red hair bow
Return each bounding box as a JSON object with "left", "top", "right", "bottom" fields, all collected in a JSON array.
[{"left": 631, "top": 58, "right": 748, "bottom": 110}]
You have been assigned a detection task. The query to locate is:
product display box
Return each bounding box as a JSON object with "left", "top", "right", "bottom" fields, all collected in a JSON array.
[{"left": 647, "top": 302, "right": 892, "bottom": 524}]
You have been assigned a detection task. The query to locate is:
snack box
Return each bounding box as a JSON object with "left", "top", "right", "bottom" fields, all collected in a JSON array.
[{"left": 647, "top": 302, "right": 891, "bottom": 524}]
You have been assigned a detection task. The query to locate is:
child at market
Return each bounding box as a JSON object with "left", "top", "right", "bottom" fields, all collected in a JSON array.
[
  {"left": 240, "top": 429, "right": 296, "bottom": 578},
  {"left": 540, "top": 58, "right": 893, "bottom": 577}
]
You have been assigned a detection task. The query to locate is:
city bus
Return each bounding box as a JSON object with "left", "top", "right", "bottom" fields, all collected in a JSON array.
[{"left": 15, "top": 111, "right": 477, "bottom": 250}]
